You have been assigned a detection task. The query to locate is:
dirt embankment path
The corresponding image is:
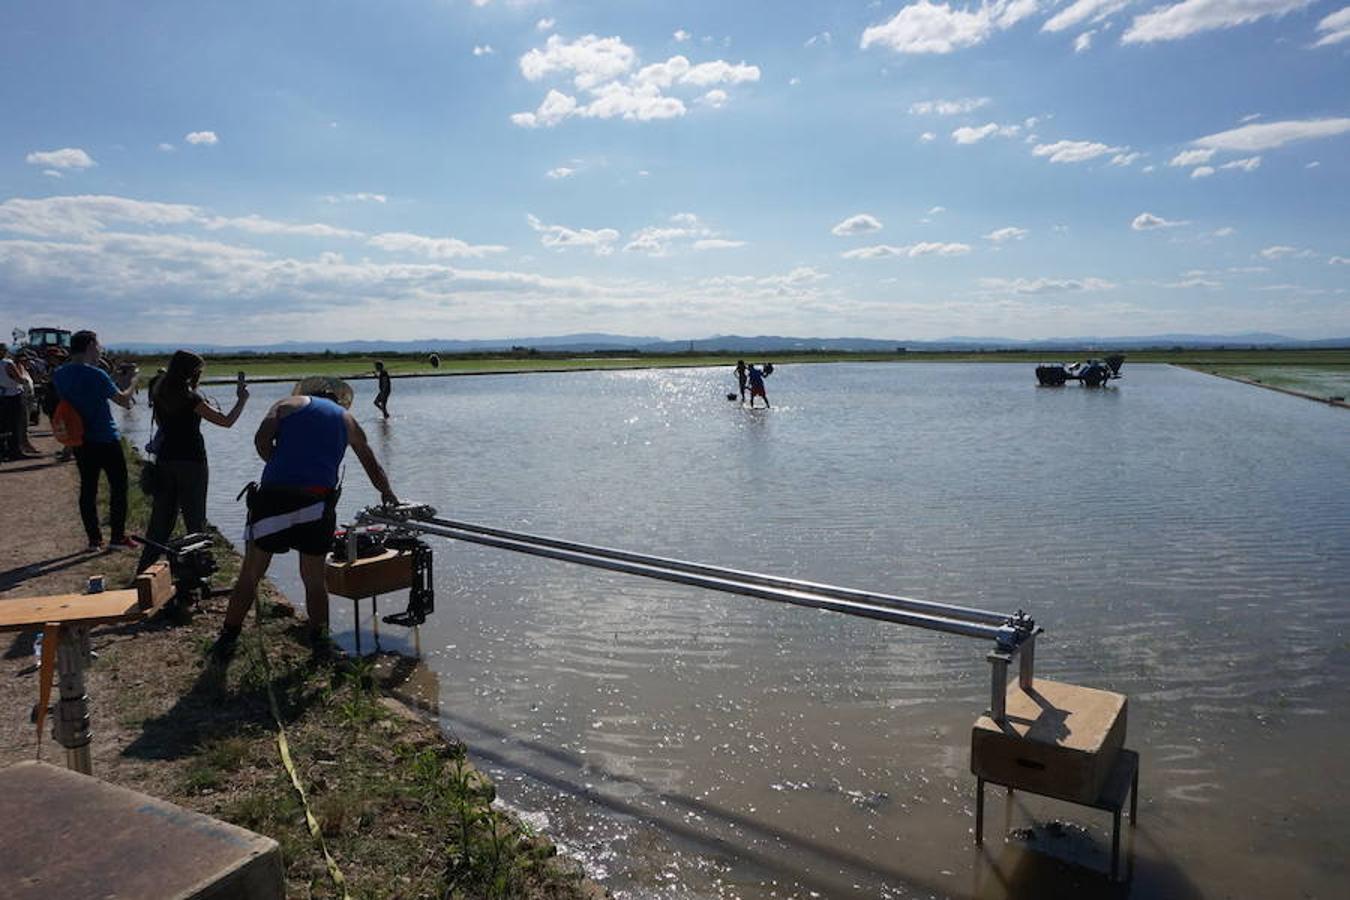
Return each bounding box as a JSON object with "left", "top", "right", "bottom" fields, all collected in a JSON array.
[{"left": 1, "top": 433, "right": 603, "bottom": 899}]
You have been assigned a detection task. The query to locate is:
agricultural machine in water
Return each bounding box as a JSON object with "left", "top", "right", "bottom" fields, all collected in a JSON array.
[{"left": 1036, "top": 354, "right": 1125, "bottom": 387}]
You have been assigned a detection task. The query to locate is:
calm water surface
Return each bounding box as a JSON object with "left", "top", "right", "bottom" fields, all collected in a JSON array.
[{"left": 121, "top": 363, "right": 1350, "bottom": 899}]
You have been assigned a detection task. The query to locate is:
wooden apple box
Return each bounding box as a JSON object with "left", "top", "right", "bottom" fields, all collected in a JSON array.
[
  {"left": 325, "top": 549, "right": 412, "bottom": 599},
  {"left": 971, "top": 678, "right": 1127, "bottom": 804}
]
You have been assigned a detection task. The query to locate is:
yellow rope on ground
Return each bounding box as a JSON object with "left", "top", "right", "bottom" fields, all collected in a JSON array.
[{"left": 252, "top": 606, "right": 351, "bottom": 899}]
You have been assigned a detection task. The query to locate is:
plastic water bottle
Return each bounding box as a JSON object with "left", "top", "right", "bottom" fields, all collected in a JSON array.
[{"left": 33, "top": 632, "right": 43, "bottom": 667}]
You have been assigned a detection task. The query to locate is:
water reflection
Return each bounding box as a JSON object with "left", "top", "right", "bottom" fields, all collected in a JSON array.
[{"left": 120, "top": 363, "right": 1350, "bottom": 899}]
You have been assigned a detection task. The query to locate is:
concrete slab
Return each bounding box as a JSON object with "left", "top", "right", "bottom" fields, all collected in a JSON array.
[
  {"left": 971, "top": 678, "right": 1127, "bottom": 804},
  {"left": 0, "top": 760, "right": 283, "bottom": 899}
]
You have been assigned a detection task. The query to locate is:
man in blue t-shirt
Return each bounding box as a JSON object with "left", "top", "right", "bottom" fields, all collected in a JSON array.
[{"left": 52, "top": 330, "right": 137, "bottom": 550}]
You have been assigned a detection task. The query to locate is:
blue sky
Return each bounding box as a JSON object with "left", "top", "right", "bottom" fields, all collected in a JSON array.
[{"left": 1, "top": 0, "right": 1347, "bottom": 343}]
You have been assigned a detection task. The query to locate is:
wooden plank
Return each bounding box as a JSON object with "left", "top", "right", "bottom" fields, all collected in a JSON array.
[
  {"left": 134, "top": 562, "right": 173, "bottom": 611},
  {"left": 0, "top": 590, "right": 143, "bottom": 632}
]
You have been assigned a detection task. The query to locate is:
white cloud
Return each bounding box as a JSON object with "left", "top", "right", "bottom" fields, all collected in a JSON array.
[
  {"left": 1131, "top": 212, "right": 1187, "bottom": 230},
  {"left": 1192, "top": 117, "right": 1350, "bottom": 153},
  {"left": 1169, "top": 148, "right": 1215, "bottom": 167},
  {"left": 546, "top": 166, "right": 576, "bottom": 179},
  {"left": 473, "top": 45, "right": 494, "bottom": 56},
  {"left": 206, "top": 215, "right": 362, "bottom": 239},
  {"left": 1259, "top": 245, "right": 1313, "bottom": 259},
  {"left": 527, "top": 213, "right": 619, "bottom": 255},
  {"left": 513, "top": 37, "right": 759, "bottom": 128},
  {"left": 1124, "top": 0, "right": 1314, "bottom": 44},
  {"left": 537, "top": 18, "right": 555, "bottom": 32},
  {"left": 1032, "top": 139, "right": 1122, "bottom": 163},
  {"left": 0, "top": 195, "right": 201, "bottom": 237},
  {"left": 1328, "top": 255, "right": 1350, "bottom": 265},
  {"left": 1212, "top": 226, "right": 1237, "bottom": 237},
  {"left": 25, "top": 148, "right": 95, "bottom": 170},
  {"left": 623, "top": 213, "right": 732, "bottom": 256},
  {"left": 984, "top": 226, "right": 1028, "bottom": 242},
  {"left": 919, "top": 131, "right": 937, "bottom": 142},
  {"left": 520, "top": 35, "right": 637, "bottom": 89},
  {"left": 1307, "top": 160, "right": 1321, "bottom": 168},
  {"left": 953, "top": 123, "right": 998, "bottom": 143},
  {"left": 841, "top": 241, "right": 971, "bottom": 259},
  {"left": 1190, "top": 166, "right": 1215, "bottom": 178},
  {"left": 42, "top": 170, "right": 62, "bottom": 179},
  {"left": 157, "top": 143, "right": 175, "bottom": 153},
  {"left": 1074, "top": 30, "right": 1095, "bottom": 52},
  {"left": 184, "top": 131, "right": 218, "bottom": 145},
  {"left": 928, "top": 206, "right": 947, "bottom": 215},
  {"left": 831, "top": 213, "right": 884, "bottom": 236},
  {"left": 368, "top": 231, "right": 507, "bottom": 259},
  {"left": 1109, "top": 151, "right": 1142, "bottom": 166},
  {"left": 978, "top": 276, "right": 1116, "bottom": 293},
  {"left": 673, "top": 29, "right": 691, "bottom": 42},
  {"left": 789, "top": 76, "right": 801, "bottom": 86},
  {"left": 861, "top": 0, "right": 1039, "bottom": 55},
  {"left": 693, "top": 238, "right": 746, "bottom": 250},
  {"left": 805, "top": 31, "right": 833, "bottom": 47},
  {"left": 1163, "top": 277, "right": 1222, "bottom": 289},
  {"left": 1219, "top": 155, "right": 1262, "bottom": 172},
  {"left": 322, "top": 192, "right": 387, "bottom": 204},
  {"left": 1314, "top": 7, "right": 1350, "bottom": 45},
  {"left": 1044, "top": 0, "right": 1129, "bottom": 32},
  {"left": 908, "top": 97, "right": 990, "bottom": 115}
]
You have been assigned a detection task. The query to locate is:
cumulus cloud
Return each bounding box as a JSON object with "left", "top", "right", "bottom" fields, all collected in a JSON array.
[
  {"left": 1191, "top": 117, "right": 1350, "bottom": 151},
  {"left": 527, "top": 213, "right": 619, "bottom": 255},
  {"left": 622, "top": 212, "right": 738, "bottom": 256},
  {"left": 952, "top": 122, "right": 1021, "bottom": 143},
  {"left": 1131, "top": 212, "right": 1187, "bottom": 230},
  {"left": 861, "top": 0, "right": 1039, "bottom": 54},
  {"left": 1314, "top": 6, "right": 1350, "bottom": 45},
  {"left": 1074, "top": 30, "right": 1095, "bottom": 52},
  {"left": 978, "top": 276, "right": 1116, "bottom": 293},
  {"left": 1124, "top": 0, "right": 1314, "bottom": 44},
  {"left": 1169, "top": 148, "right": 1215, "bottom": 167},
  {"left": 368, "top": 232, "right": 507, "bottom": 259},
  {"left": 1032, "top": 139, "right": 1122, "bottom": 163},
  {"left": 184, "top": 131, "right": 218, "bottom": 145},
  {"left": 473, "top": 45, "right": 494, "bottom": 56},
  {"left": 512, "top": 35, "right": 760, "bottom": 127},
  {"left": 831, "top": 213, "right": 884, "bottom": 236},
  {"left": 1212, "top": 226, "right": 1237, "bottom": 237},
  {"left": 1219, "top": 155, "right": 1262, "bottom": 172},
  {"left": 1190, "top": 166, "right": 1215, "bottom": 178},
  {"left": 984, "top": 226, "right": 1028, "bottom": 242},
  {"left": 0, "top": 195, "right": 202, "bottom": 237},
  {"left": 673, "top": 29, "right": 691, "bottom": 42},
  {"left": 1328, "top": 255, "right": 1350, "bottom": 265},
  {"left": 919, "top": 131, "right": 937, "bottom": 142},
  {"left": 205, "top": 215, "right": 363, "bottom": 239},
  {"left": 841, "top": 241, "right": 971, "bottom": 259},
  {"left": 157, "top": 143, "right": 176, "bottom": 153},
  {"left": 1044, "top": 0, "right": 1129, "bottom": 32},
  {"left": 908, "top": 97, "right": 990, "bottom": 115},
  {"left": 546, "top": 166, "right": 576, "bottom": 179},
  {"left": 25, "top": 148, "right": 95, "bottom": 170},
  {"left": 1110, "top": 151, "right": 1142, "bottom": 166}
]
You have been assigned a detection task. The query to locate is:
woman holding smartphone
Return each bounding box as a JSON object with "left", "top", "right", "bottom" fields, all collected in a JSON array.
[{"left": 138, "top": 351, "right": 249, "bottom": 572}]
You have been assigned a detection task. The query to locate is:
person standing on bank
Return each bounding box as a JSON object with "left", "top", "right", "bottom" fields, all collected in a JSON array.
[
  {"left": 210, "top": 377, "right": 397, "bottom": 663},
  {"left": 137, "top": 350, "right": 249, "bottom": 572},
  {"left": 373, "top": 360, "right": 392, "bottom": 419},
  {"left": 52, "top": 331, "right": 138, "bottom": 550}
]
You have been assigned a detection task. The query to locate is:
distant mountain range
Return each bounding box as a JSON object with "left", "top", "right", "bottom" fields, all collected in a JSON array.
[{"left": 107, "top": 332, "right": 1350, "bottom": 354}]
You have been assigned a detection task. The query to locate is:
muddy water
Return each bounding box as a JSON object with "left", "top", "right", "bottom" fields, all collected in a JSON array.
[{"left": 120, "top": 363, "right": 1350, "bottom": 898}]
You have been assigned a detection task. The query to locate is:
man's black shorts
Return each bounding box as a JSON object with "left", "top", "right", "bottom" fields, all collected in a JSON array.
[{"left": 244, "top": 485, "right": 337, "bottom": 555}]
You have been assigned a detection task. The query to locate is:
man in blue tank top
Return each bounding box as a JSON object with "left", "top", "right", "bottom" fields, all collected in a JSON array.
[{"left": 211, "top": 377, "right": 397, "bottom": 662}]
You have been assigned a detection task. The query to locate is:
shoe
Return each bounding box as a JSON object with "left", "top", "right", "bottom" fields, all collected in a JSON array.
[
  {"left": 87, "top": 541, "right": 106, "bottom": 553},
  {"left": 108, "top": 536, "right": 139, "bottom": 550},
  {"left": 208, "top": 630, "right": 240, "bottom": 665}
]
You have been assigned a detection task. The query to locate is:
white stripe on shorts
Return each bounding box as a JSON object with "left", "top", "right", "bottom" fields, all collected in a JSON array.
[{"left": 243, "top": 500, "right": 326, "bottom": 543}]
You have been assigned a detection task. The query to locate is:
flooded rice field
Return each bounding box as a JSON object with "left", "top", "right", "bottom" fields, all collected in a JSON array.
[{"left": 120, "top": 362, "right": 1350, "bottom": 899}]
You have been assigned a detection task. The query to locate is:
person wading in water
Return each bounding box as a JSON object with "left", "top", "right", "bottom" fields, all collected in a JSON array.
[
  {"left": 210, "top": 376, "right": 397, "bottom": 663},
  {"left": 373, "top": 360, "right": 392, "bottom": 419}
]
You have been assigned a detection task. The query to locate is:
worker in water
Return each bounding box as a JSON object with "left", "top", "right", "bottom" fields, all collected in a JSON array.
[
  {"left": 746, "top": 362, "right": 772, "bottom": 409},
  {"left": 373, "top": 360, "right": 392, "bottom": 419},
  {"left": 734, "top": 360, "right": 748, "bottom": 403},
  {"left": 210, "top": 376, "right": 398, "bottom": 664},
  {"left": 52, "top": 331, "right": 139, "bottom": 550}
]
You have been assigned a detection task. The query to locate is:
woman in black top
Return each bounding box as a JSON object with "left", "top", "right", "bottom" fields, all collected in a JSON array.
[{"left": 137, "top": 350, "right": 248, "bottom": 572}]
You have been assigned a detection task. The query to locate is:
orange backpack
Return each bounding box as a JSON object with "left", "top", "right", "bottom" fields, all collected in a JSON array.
[{"left": 51, "top": 400, "right": 84, "bottom": 447}]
